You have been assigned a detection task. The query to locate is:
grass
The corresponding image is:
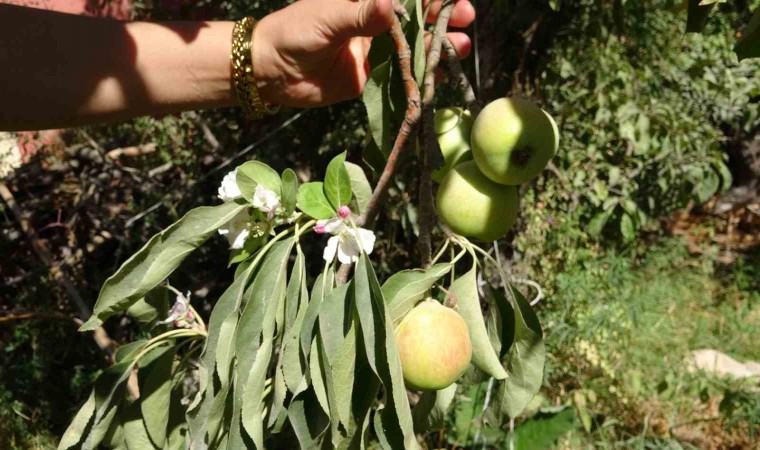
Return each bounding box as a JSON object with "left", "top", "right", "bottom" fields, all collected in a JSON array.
[{"left": 541, "top": 238, "right": 760, "bottom": 449}]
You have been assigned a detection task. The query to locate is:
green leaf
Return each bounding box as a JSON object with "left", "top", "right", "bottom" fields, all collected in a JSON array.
[
  {"left": 127, "top": 288, "right": 169, "bottom": 331},
  {"left": 344, "top": 162, "right": 373, "bottom": 216},
  {"left": 281, "top": 253, "right": 310, "bottom": 395},
  {"left": 363, "top": 37, "right": 394, "bottom": 158},
  {"left": 297, "top": 182, "right": 335, "bottom": 219},
  {"left": 354, "top": 255, "right": 419, "bottom": 450},
  {"left": 188, "top": 242, "right": 280, "bottom": 446},
  {"left": 324, "top": 152, "right": 353, "bottom": 209},
  {"left": 331, "top": 320, "right": 358, "bottom": 430},
  {"left": 383, "top": 263, "right": 452, "bottom": 323},
  {"left": 81, "top": 202, "right": 246, "bottom": 330},
  {"left": 412, "top": 384, "right": 457, "bottom": 433},
  {"left": 319, "top": 283, "right": 352, "bottom": 363},
  {"left": 58, "top": 391, "right": 96, "bottom": 450},
  {"left": 410, "top": 0, "right": 426, "bottom": 84},
  {"left": 287, "top": 389, "right": 330, "bottom": 448},
  {"left": 281, "top": 168, "right": 299, "bottom": 216},
  {"left": 449, "top": 266, "right": 508, "bottom": 380},
  {"left": 123, "top": 401, "right": 159, "bottom": 450},
  {"left": 236, "top": 160, "right": 282, "bottom": 200},
  {"left": 235, "top": 241, "right": 293, "bottom": 448},
  {"left": 139, "top": 346, "right": 176, "bottom": 447},
  {"left": 496, "top": 288, "right": 545, "bottom": 419},
  {"left": 588, "top": 208, "right": 615, "bottom": 237},
  {"left": 686, "top": 0, "right": 716, "bottom": 33},
  {"left": 735, "top": 8, "right": 760, "bottom": 60},
  {"left": 620, "top": 213, "right": 635, "bottom": 242},
  {"left": 695, "top": 168, "right": 720, "bottom": 203},
  {"left": 114, "top": 340, "right": 148, "bottom": 363},
  {"left": 513, "top": 408, "right": 578, "bottom": 450},
  {"left": 301, "top": 268, "right": 335, "bottom": 359},
  {"left": 309, "top": 338, "right": 330, "bottom": 415}
]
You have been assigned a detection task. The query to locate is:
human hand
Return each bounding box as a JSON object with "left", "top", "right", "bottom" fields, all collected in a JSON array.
[{"left": 252, "top": 0, "right": 475, "bottom": 108}]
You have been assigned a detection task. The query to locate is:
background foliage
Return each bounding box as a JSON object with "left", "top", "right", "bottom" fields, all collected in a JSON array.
[{"left": 1, "top": 0, "right": 758, "bottom": 448}]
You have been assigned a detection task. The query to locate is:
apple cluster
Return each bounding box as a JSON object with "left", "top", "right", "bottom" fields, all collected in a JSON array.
[{"left": 435, "top": 97, "right": 560, "bottom": 241}]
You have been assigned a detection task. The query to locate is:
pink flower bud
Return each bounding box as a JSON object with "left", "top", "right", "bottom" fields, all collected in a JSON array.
[
  {"left": 186, "top": 310, "right": 194, "bottom": 321},
  {"left": 315, "top": 223, "right": 326, "bottom": 234},
  {"left": 338, "top": 206, "right": 351, "bottom": 219}
]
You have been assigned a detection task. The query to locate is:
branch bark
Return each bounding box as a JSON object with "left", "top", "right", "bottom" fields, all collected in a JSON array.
[
  {"left": 442, "top": 37, "right": 481, "bottom": 115},
  {"left": 358, "top": 10, "right": 422, "bottom": 230}
]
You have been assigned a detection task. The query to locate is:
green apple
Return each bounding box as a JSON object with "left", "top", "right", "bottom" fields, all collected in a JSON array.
[
  {"left": 471, "top": 97, "right": 559, "bottom": 185},
  {"left": 432, "top": 107, "right": 474, "bottom": 183},
  {"left": 436, "top": 161, "right": 519, "bottom": 241},
  {"left": 396, "top": 299, "right": 472, "bottom": 391}
]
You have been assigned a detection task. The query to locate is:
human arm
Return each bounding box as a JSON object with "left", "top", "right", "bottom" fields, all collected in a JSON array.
[{"left": 0, "top": 0, "right": 475, "bottom": 131}]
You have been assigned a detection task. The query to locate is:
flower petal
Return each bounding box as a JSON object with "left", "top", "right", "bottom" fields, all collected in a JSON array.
[
  {"left": 322, "top": 218, "right": 346, "bottom": 235},
  {"left": 230, "top": 228, "right": 250, "bottom": 250},
  {"left": 337, "top": 234, "right": 362, "bottom": 264},
  {"left": 323, "top": 235, "right": 340, "bottom": 262},
  {"left": 356, "top": 228, "right": 376, "bottom": 255},
  {"left": 218, "top": 169, "right": 242, "bottom": 202}
]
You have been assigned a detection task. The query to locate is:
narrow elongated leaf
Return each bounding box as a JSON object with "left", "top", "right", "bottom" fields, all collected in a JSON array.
[
  {"left": 139, "top": 346, "right": 177, "bottom": 447},
  {"left": 287, "top": 389, "right": 330, "bottom": 449},
  {"left": 324, "top": 152, "right": 353, "bottom": 209},
  {"left": 281, "top": 168, "right": 299, "bottom": 215},
  {"left": 236, "top": 160, "right": 282, "bottom": 200},
  {"left": 235, "top": 240, "right": 293, "bottom": 448},
  {"left": 344, "top": 162, "right": 372, "bottom": 216},
  {"left": 127, "top": 288, "right": 169, "bottom": 330},
  {"left": 382, "top": 263, "right": 452, "bottom": 323},
  {"left": 412, "top": 384, "right": 457, "bottom": 433},
  {"left": 58, "top": 391, "right": 96, "bottom": 450},
  {"left": 81, "top": 201, "right": 245, "bottom": 330},
  {"left": 355, "top": 255, "right": 419, "bottom": 450},
  {"left": 319, "top": 283, "right": 351, "bottom": 362},
  {"left": 301, "top": 268, "right": 335, "bottom": 358},
  {"left": 449, "top": 266, "right": 508, "bottom": 379},
  {"left": 309, "top": 338, "right": 330, "bottom": 415},
  {"left": 281, "top": 260, "right": 310, "bottom": 394},
  {"left": 363, "top": 37, "right": 394, "bottom": 158},
  {"left": 496, "top": 288, "right": 545, "bottom": 419},
  {"left": 187, "top": 256, "right": 259, "bottom": 445},
  {"left": 331, "top": 320, "right": 357, "bottom": 429},
  {"left": 123, "top": 401, "right": 159, "bottom": 450},
  {"left": 297, "top": 182, "right": 335, "bottom": 219}
]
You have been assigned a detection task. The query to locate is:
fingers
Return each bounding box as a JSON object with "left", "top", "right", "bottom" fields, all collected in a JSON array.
[
  {"left": 424, "top": 31, "right": 471, "bottom": 59},
  {"left": 425, "top": 0, "right": 476, "bottom": 28},
  {"left": 331, "top": 0, "right": 395, "bottom": 39}
]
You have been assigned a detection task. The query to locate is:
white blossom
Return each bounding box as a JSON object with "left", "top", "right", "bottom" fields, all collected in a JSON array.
[
  {"left": 315, "top": 218, "right": 346, "bottom": 235},
  {"left": 218, "top": 169, "right": 242, "bottom": 202},
  {"left": 161, "top": 291, "right": 191, "bottom": 325},
  {"left": 218, "top": 209, "right": 250, "bottom": 249},
  {"left": 323, "top": 227, "right": 376, "bottom": 265},
  {"left": 251, "top": 185, "right": 281, "bottom": 219}
]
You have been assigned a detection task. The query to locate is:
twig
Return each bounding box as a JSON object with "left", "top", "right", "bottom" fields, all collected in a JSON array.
[
  {"left": 358, "top": 7, "right": 422, "bottom": 229},
  {"left": 418, "top": 0, "right": 455, "bottom": 268},
  {"left": 442, "top": 38, "right": 481, "bottom": 116},
  {"left": 339, "top": 2, "right": 423, "bottom": 285}
]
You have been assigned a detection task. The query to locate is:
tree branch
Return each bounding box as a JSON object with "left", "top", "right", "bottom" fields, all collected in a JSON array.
[
  {"left": 442, "top": 37, "right": 481, "bottom": 115},
  {"left": 358, "top": 9, "right": 421, "bottom": 229}
]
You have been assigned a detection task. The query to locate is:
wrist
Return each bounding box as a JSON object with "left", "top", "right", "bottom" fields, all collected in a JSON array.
[{"left": 249, "top": 15, "right": 284, "bottom": 106}]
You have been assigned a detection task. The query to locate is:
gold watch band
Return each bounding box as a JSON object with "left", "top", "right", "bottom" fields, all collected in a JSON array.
[{"left": 231, "top": 17, "right": 280, "bottom": 120}]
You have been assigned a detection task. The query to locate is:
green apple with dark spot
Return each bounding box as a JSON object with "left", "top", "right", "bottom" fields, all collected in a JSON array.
[
  {"left": 436, "top": 160, "right": 519, "bottom": 241},
  {"left": 396, "top": 299, "right": 472, "bottom": 391},
  {"left": 471, "top": 97, "right": 559, "bottom": 185},
  {"left": 431, "top": 107, "right": 474, "bottom": 183}
]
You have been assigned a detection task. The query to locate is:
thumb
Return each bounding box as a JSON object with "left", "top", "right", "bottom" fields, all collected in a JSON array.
[{"left": 330, "top": 0, "right": 395, "bottom": 39}]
